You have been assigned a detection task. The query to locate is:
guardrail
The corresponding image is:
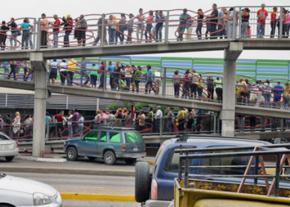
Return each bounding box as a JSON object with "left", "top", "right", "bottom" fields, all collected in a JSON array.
[{"left": 0, "top": 6, "right": 289, "bottom": 50}]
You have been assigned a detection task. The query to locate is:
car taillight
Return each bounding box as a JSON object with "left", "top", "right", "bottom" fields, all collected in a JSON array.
[
  {"left": 121, "top": 144, "right": 127, "bottom": 152},
  {"left": 150, "top": 178, "right": 158, "bottom": 200}
]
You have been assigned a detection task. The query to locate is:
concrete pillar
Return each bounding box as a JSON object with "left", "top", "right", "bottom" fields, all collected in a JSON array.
[
  {"left": 221, "top": 42, "right": 243, "bottom": 137},
  {"left": 30, "top": 52, "right": 47, "bottom": 157}
]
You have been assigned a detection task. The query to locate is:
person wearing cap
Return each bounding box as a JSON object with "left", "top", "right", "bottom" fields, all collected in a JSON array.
[{"left": 40, "top": 13, "right": 49, "bottom": 48}]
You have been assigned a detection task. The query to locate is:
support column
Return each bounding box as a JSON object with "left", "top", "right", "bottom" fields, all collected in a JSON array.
[
  {"left": 221, "top": 42, "right": 243, "bottom": 137},
  {"left": 30, "top": 52, "right": 47, "bottom": 157}
]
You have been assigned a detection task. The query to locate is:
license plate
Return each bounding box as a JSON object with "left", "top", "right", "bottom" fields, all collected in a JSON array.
[{"left": 133, "top": 147, "right": 138, "bottom": 152}]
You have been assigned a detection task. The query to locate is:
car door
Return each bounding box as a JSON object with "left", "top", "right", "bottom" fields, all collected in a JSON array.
[
  {"left": 95, "top": 130, "right": 108, "bottom": 157},
  {"left": 107, "top": 131, "right": 122, "bottom": 155},
  {"left": 77, "top": 131, "right": 98, "bottom": 157}
]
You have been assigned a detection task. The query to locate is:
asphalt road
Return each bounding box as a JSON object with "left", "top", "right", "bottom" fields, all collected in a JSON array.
[{"left": 8, "top": 172, "right": 139, "bottom": 207}]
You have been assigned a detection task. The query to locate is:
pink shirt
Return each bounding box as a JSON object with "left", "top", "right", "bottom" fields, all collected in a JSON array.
[{"left": 285, "top": 14, "right": 290, "bottom": 24}]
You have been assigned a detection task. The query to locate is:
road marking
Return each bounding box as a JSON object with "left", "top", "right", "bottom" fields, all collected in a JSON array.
[{"left": 61, "top": 193, "right": 135, "bottom": 201}]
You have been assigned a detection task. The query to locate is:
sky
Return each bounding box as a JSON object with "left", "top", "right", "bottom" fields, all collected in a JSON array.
[{"left": 5, "top": 0, "right": 290, "bottom": 60}]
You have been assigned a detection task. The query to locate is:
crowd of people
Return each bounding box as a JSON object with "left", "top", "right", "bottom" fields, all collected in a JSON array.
[
  {"left": 1, "top": 58, "right": 290, "bottom": 110},
  {"left": 0, "top": 4, "right": 289, "bottom": 49},
  {"left": 0, "top": 107, "right": 213, "bottom": 140}
]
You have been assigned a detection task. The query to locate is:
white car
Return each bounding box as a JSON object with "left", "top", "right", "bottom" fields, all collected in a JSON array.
[
  {"left": 0, "top": 132, "right": 18, "bottom": 162},
  {"left": 0, "top": 173, "right": 62, "bottom": 207}
]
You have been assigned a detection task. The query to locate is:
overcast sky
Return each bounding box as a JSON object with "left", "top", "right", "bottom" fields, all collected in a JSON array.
[{"left": 6, "top": 0, "right": 290, "bottom": 60}]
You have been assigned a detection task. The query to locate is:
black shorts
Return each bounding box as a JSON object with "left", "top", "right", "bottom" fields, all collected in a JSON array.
[{"left": 49, "top": 68, "right": 57, "bottom": 79}]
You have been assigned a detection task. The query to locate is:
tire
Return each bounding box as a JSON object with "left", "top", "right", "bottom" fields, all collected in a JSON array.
[
  {"left": 125, "top": 158, "right": 137, "bottom": 165},
  {"left": 0, "top": 204, "right": 15, "bottom": 207},
  {"left": 103, "top": 150, "right": 116, "bottom": 165},
  {"left": 5, "top": 156, "right": 14, "bottom": 162},
  {"left": 135, "top": 161, "right": 151, "bottom": 203},
  {"left": 66, "top": 147, "right": 78, "bottom": 161}
]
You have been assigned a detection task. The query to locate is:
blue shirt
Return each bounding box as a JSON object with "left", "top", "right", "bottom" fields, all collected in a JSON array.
[
  {"left": 20, "top": 22, "right": 31, "bottom": 31},
  {"left": 107, "top": 65, "right": 115, "bottom": 74},
  {"left": 273, "top": 84, "right": 284, "bottom": 98}
]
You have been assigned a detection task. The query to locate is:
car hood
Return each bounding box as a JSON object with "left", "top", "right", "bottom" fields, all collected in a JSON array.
[
  {"left": 0, "top": 175, "right": 58, "bottom": 196},
  {"left": 66, "top": 137, "right": 82, "bottom": 143}
]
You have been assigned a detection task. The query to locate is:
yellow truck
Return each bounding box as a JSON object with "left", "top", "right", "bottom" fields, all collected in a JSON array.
[{"left": 172, "top": 144, "right": 290, "bottom": 207}]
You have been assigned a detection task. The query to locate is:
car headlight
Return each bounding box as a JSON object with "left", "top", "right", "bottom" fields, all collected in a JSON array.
[{"left": 33, "top": 192, "right": 56, "bottom": 206}]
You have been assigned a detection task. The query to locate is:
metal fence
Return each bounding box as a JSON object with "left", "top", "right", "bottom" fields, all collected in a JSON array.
[{"left": 0, "top": 6, "right": 289, "bottom": 50}]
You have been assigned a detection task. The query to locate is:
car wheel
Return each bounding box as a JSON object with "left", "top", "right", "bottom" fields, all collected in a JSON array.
[
  {"left": 103, "top": 150, "right": 116, "bottom": 165},
  {"left": 135, "top": 161, "right": 151, "bottom": 203},
  {"left": 66, "top": 147, "right": 78, "bottom": 161},
  {"left": 125, "top": 158, "right": 136, "bottom": 165},
  {"left": 5, "top": 156, "right": 14, "bottom": 162},
  {"left": 0, "top": 204, "right": 15, "bottom": 207}
]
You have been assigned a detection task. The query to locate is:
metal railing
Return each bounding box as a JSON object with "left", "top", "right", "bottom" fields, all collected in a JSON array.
[
  {"left": 0, "top": 6, "right": 289, "bottom": 50},
  {"left": 176, "top": 143, "right": 290, "bottom": 196}
]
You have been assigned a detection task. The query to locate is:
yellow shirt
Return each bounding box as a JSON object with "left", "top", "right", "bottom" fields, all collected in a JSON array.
[{"left": 67, "top": 59, "right": 77, "bottom": 72}]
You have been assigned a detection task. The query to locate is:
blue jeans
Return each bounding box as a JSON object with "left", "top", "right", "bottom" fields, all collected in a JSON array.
[
  {"left": 241, "top": 22, "right": 249, "bottom": 38},
  {"left": 284, "top": 95, "right": 289, "bottom": 110},
  {"left": 108, "top": 28, "right": 116, "bottom": 45},
  {"left": 80, "top": 70, "right": 88, "bottom": 86},
  {"left": 257, "top": 24, "right": 265, "bottom": 38},
  {"left": 21, "top": 30, "right": 30, "bottom": 49},
  {"left": 53, "top": 32, "right": 59, "bottom": 48}
]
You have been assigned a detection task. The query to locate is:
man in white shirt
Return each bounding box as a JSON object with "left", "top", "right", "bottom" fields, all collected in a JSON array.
[{"left": 155, "top": 106, "right": 163, "bottom": 133}]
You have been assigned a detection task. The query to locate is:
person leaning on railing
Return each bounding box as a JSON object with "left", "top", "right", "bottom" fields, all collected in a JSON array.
[{"left": 40, "top": 13, "right": 49, "bottom": 48}]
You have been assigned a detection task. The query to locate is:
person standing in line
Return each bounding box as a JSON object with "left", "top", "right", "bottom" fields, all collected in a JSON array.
[
  {"left": 196, "top": 9, "right": 204, "bottom": 40},
  {"left": 107, "top": 61, "right": 115, "bottom": 89},
  {"left": 59, "top": 59, "right": 68, "bottom": 86},
  {"left": 117, "top": 13, "right": 127, "bottom": 44},
  {"left": 89, "top": 63, "right": 98, "bottom": 88},
  {"left": 270, "top": 7, "right": 278, "bottom": 38},
  {"left": 94, "top": 14, "right": 107, "bottom": 46},
  {"left": 12, "top": 112, "right": 21, "bottom": 137},
  {"left": 155, "top": 106, "right": 163, "bottom": 133},
  {"left": 127, "top": 13, "right": 134, "bottom": 43},
  {"left": 7, "top": 60, "right": 17, "bottom": 80},
  {"left": 145, "top": 10, "right": 154, "bottom": 43},
  {"left": 145, "top": 65, "right": 154, "bottom": 94},
  {"left": 67, "top": 58, "right": 77, "bottom": 86},
  {"left": 207, "top": 3, "right": 219, "bottom": 39},
  {"left": 214, "top": 77, "right": 223, "bottom": 101},
  {"left": 20, "top": 18, "right": 33, "bottom": 49},
  {"left": 124, "top": 65, "right": 132, "bottom": 90},
  {"left": 80, "top": 57, "right": 88, "bottom": 87},
  {"left": 136, "top": 8, "right": 145, "bottom": 43},
  {"left": 241, "top": 8, "right": 250, "bottom": 38},
  {"left": 0, "top": 21, "right": 9, "bottom": 50},
  {"left": 8, "top": 18, "right": 18, "bottom": 49},
  {"left": 40, "top": 13, "right": 49, "bottom": 48},
  {"left": 217, "top": 7, "right": 226, "bottom": 39},
  {"left": 108, "top": 15, "right": 117, "bottom": 45},
  {"left": 262, "top": 80, "right": 272, "bottom": 107},
  {"left": 206, "top": 76, "right": 214, "bottom": 100},
  {"left": 133, "top": 66, "right": 142, "bottom": 93},
  {"left": 48, "top": 59, "right": 58, "bottom": 84},
  {"left": 283, "top": 83, "right": 290, "bottom": 110},
  {"left": 155, "top": 10, "right": 165, "bottom": 42},
  {"left": 177, "top": 9, "right": 191, "bottom": 41},
  {"left": 98, "top": 61, "right": 106, "bottom": 89},
  {"left": 182, "top": 70, "right": 191, "bottom": 98},
  {"left": 79, "top": 15, "right": 87, "bottom": 46},
  {"left": 172, "top": 70, "right": 181, "bottom": 98},
  {"left": 283, "top": 9, "right": 290, "bottom": 38},
  {"left": 272, "top": 81, "right": 284, "bottom": 108},
  {"left": 257, "top": 4, "right": 268, "bottom": 38},
  {"left": 52, "top": 15, "right": 61, "bottom": 48},
  {"left": 23, "top": 60, "right": 32, "bottom": 81},
  {"left": 62, "top": 15, "right": 73, "bottom": 47}
]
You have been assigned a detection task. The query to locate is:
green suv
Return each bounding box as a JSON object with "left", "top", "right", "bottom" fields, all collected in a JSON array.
[{"left": 64, "top": 127, "right": 146, "bottom": 165}]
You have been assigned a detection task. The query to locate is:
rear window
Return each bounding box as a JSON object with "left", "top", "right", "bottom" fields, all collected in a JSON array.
[
  {"left": 125, "top": 131, "right": 143, "bottom": 144},
  {"left": 0, "top": 134, "right": 8, "bottom": 140},
  {"left": 165, "top": 151, "right": 250, "bottom": 175}
]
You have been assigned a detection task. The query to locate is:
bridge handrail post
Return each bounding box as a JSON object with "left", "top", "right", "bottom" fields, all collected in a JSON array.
[
  {"left": 162, "top": 67, "right": 167, "bottom": 96},
  {"left": 232, "top": 7, "right": 238, "bottom": 39},
  {"left": 164, "top": 10, "right": 170, "bottom": 43},
  {"left": 278, "top": 6, "right": 283, "bottom": 39},
  {"left": 36, "top": 18, "right": 41, "bottom": 50},
  {"left": 237, "top": 6, "right": 242, "bottom": 39}
]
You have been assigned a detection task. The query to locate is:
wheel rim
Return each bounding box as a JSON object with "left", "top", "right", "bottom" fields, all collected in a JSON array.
[
  {"left": 68, "top": 149, "right": 75, "bottom": 159},
  {"left": 105, "top": 153, "right": 113, "bottom": 163}
]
